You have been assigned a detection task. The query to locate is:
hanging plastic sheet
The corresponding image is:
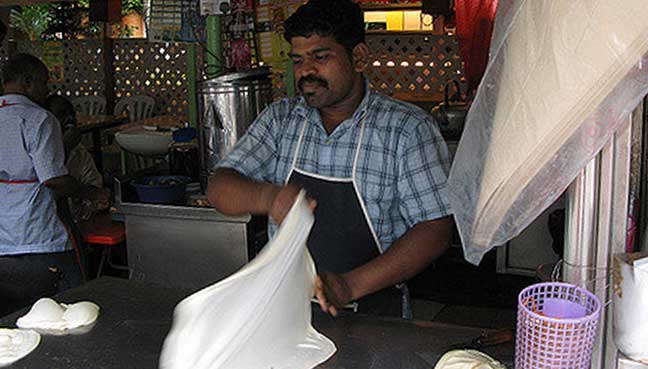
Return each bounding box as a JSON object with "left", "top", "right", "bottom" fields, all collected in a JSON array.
[
  {"left": 159, "top": 191, "right": 336, "bottom": 369},
  {"left": 448, "top": 0, "right": 648, "bottom": 265}
]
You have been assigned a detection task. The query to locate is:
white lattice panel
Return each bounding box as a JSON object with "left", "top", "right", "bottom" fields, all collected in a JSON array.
[
  {"left": 366, "top": 33, "right": 466, "bottom": 98},
  {"left": 114, "top": 40, "right": 189, "bottom": 117}
]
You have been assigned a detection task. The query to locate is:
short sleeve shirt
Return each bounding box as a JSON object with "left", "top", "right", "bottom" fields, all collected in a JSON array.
[
  {"left": 0, "top": 94, "right": 70, "bottom": 255},
  {"left": 217, "top": 86, "right": 452, "bottom": 250},
  {"left": 67, "top": 144, "right": 103, "bottom": 189}
]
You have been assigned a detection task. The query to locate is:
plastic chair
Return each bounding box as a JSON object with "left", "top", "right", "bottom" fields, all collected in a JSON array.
[
  {"left": 73, "top": 96, "right": 107, "bottom": 115},
  {"left": 114, "top": 96, "right": 155, "bottom": 122},
  {"left": 79, "top": 216, "right": 131, "bottom": 279},
  {"left": 114, "top": 96, "right": 157, "bottom": 174}
]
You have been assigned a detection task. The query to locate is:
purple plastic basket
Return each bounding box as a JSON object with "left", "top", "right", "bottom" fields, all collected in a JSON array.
[{"left": 516, "top": 282, "right": 601, "bottom": 369}]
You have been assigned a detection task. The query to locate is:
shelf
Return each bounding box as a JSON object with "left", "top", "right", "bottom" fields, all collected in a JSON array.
[{"left": 359, "top": 2, "right": 422, "bottom": 11}]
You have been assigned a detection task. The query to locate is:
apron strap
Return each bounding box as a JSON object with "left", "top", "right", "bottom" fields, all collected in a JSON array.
[
  {"left": 351, "top": 118, "right": 367, "bottom": 181},
  {"left": 287, "top": 119, "right": 309, "bottom": 185}
]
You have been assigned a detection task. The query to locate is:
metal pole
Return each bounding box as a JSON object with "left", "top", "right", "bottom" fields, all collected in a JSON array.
[
  {"left": 590, "top": 133, "right": 616, "bottom": 369},
  {"left": 612, "top": 107, "right": 646, "bottom": 369},
  {"left": 564, "top": 114, "right": 635, "bottom": 369},
  {"left": 564, "top": 158, "right": 599, "bottom": 290},
  {"left": 206, "top": 15, "right": 222, "bottom": 78},
  {"left": 186, "top": 43, "right": 198, "bottom": 128}
]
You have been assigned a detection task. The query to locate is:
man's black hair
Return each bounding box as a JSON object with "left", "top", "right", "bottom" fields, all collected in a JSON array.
[
  {"left": 283, "top": 0, "right": 365, "bottom": 53},
  {"left": 1, "top": 53, "right": 48, "bottom": 86}
]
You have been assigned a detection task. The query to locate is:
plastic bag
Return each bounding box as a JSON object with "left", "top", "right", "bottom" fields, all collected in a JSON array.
[
  {"left": 448, "top": 0, "right": 648, "bottom": 265},
  {"left": 613, "top": 252, "right": 648, "bottom": 364},
  {"left": 159, "top": 191, "right": 336, "bottom": 369}
]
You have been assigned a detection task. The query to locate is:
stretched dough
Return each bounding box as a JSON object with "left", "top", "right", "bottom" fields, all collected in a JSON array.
[
  {"left": 16, "top": 298, "right": 100, "bottom": 333},
  {"left": 160, "top": 191, "right": 336, "bottom": 369},
  {"left": 435, "top": 350, "right": 506, "bottom": 369},
  {"left": 0, "top": 329, "right": 40, "bottom": 367}
]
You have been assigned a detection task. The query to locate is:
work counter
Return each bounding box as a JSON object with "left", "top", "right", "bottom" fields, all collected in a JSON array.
[{"left": 0, "top": 277, "right": 514, "bottom": 368}]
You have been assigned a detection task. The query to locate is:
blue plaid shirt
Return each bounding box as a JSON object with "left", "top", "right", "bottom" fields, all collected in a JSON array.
[
  {"left": 217, "top": 86, "right": 451, "bottom": 250},
  {"left": 0, "top": 94, "right": 70, "bottom": 255}
]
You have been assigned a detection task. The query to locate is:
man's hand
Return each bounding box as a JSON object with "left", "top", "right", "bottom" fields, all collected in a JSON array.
[
  {"left": 315, "top": 217, "right": 453, "bottom": 316},
  {"left": 263, "top": 183, "right": 316, "bottom": 225},
  {"left": 314, "top": 272, "right": 354, "bottom": 317},
  {"left": 208, "top": 168, "right": 314, "bottom": 220}
]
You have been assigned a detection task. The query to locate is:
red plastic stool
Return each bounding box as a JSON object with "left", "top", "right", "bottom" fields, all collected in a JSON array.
[{"left": 79, "top": 215, "right": 130, "bottom": 279}]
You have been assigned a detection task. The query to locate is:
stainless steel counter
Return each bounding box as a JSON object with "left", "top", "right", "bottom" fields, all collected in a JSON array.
[
  {"left": 119, "top": 200, "right": 250, "bottom": 223},
  {"left": 118, "top": 200, "right": 252, "bottom": 290}
]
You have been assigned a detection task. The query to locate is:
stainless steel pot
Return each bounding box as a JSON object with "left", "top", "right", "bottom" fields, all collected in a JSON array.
[
  {"left": 198, "top": 68, "right": 272, "bottom": 189},
  {"left": 430, "top": 80, "right": 468, "bottom": 139}
]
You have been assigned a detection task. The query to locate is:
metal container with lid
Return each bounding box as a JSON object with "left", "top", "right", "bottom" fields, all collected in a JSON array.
[{"left": 198, "top": 68, "right": 273, "bottom": 189}]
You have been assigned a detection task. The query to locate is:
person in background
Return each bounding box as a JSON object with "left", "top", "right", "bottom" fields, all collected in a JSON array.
[
  {"left": 0, "top": 54, "right": 98, "bottom": 316},
  {"left": 45, "top": 95, "right": 110, "bottom": 282},
  {"left": 45, "top": 95, "right": 105, "bottom": 215},
  {"left": 208, "top": 0, "right": 453, "bottom": 318},
  {"left": 0, "top": 19, "right": 6, "bottom": 44},
  {"left": 0, "top": 20, "right": 6, "bottom": 96}
]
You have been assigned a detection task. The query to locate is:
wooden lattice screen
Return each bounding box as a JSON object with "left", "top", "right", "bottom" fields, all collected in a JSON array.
[
  {"left": 4, "top": 32, "right": 464, "bottom": 114},
  {"left": 17, "top": 40, "right": 106, "bottom": 98},
  {"left": 114, "top": 40, "right": 189, "bottom": 117},
  {"left": 366, "top": 33, "right": 466, "bottom": 100},
  {"left": 13, "top": 39, "right": 192, "bottom": 119},
  {"left": 257, "top": 33, "right": 466, "bottom": 102}
]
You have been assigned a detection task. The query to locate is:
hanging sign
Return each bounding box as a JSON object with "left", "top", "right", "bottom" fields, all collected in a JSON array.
[{"left": 42, "top": 41, "right": 64, "bottom": 83}]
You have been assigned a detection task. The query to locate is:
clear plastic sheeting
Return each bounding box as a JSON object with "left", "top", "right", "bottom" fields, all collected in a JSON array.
[
  {"left": 159, "top": 191, "right": 336, "bottom": 369},
  {"left": 448, "top": 0, "right": 648, "bottom": 265}
]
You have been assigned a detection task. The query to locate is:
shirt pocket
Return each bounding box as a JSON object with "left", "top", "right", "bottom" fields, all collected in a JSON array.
[{"left": 360, "top": 156, "right": 397, "bottom": 205}]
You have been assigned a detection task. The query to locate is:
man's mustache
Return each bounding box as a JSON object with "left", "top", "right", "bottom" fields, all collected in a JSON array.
[{"left": 298, "top": 75, "right": 328, "bottom": 91}]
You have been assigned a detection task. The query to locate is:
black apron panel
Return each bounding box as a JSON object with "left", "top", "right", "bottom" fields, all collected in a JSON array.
[
  {"left": 289, "top": 171, "right": 379, "bottom": 274},
  {"left": 288, "top": 170, "right": 403, "bottom": 317}
]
